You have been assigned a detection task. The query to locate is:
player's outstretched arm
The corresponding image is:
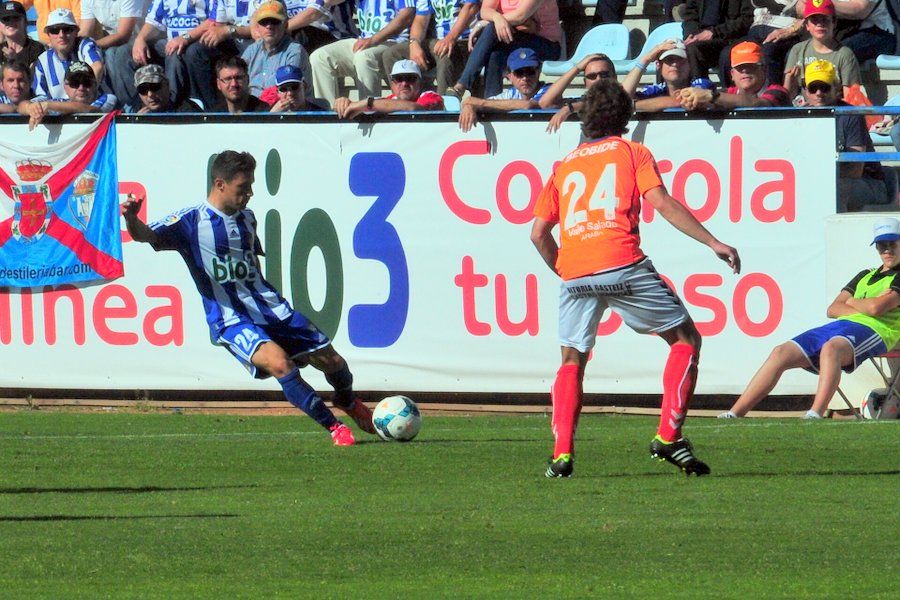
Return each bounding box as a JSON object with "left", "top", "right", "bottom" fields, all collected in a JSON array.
[
  {"left": 644, "top": 186, "right": 741, "bottom": 274},
  {"left": 120, "top": 195, "right": 158, "bottom": 245},
  {"left": 530, "top": 217, "right": 559, "bottom": 274}
]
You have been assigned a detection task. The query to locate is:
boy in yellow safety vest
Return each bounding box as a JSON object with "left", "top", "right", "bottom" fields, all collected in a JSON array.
[{"left": 722, "top": 217, "right": 900, "bottom": 419}]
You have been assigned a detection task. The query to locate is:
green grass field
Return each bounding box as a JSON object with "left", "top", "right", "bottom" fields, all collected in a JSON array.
[{"left": 0, "top": 411, "right": 897, "bottom": 598}]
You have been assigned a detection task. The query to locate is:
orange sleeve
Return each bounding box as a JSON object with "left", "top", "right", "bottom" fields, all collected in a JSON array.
[
  {"left": 533, "top": 167, "right": 560, "bottom": 224},
  {"left": 633, "top": 144, "right": 664, "bottom": 197}
]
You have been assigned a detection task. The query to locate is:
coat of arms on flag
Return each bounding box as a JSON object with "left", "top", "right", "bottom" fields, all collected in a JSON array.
[{"left": 0, "top": 113, "right": 123, "bottom": 287}]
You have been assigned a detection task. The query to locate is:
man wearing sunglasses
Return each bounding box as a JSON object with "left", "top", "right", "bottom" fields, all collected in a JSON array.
[
  {"left": 333, "top": 58, "right": 443, "bottom": 118},
  {"left": 33, "top": 8, "right": 104, "bottom": 99},
  {"left": 458, "top": 46, "right": 549, "bottom": 132},
  {"left": 20, "top": 60, "right": 116, "bottom": 128},
  {"left": 132, "top": 63, "right": 202, "bottom": 112},
  {"left": 539, "top": 52, "right": 616, "bottom": 133},
  {"left": 678, "top": 41, "right": 790, "bottom": 110},
  {"left": 621, "top": 39, "right": 715, "bottom": 112},
  {"left": 268, "top": 64, "right": 328, "bottom": 112},
  {"left": 721, "top": 217, "right": 900, "bottom": 419},
  {"left": 802, "top": 59, "right": 893, "bottom": 212},
  {"left": 241, "top": 2, "right": 311, "bottom": 98},
  {"left": 0, "top": 1, "right": 45, "bottom": 68}
]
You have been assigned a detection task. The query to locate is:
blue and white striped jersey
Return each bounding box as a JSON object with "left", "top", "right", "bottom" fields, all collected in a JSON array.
[
  {"left": 356, "top": 0, "right": 413, "bottom": 40},
  {"left": 209, "top": 0, "right": 251, "bottom": 25},
  {"left": 231, "top": 0, "right": 357, "bottom": 39},
  {"left": 32, "top": 40, "right": 103, "bottom": 99},
  {"left": 415, "top": 0, "right": 476, "bottom": 40},
  {"left": 149, "top": 202, "right": 294, "bottom": 335},
  {"left": 489, "top": 82, "right": 550, "bottom": 101},
  {"left": 145, "top": 0, "right": 208, "bottom": 39}
]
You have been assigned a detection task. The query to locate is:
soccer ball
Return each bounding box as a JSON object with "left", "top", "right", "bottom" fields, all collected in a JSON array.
[
  {"left": 861, "top": 388, "right": 900, "bottom": 420},
  {"left": 372, "top": 395, "right": 421, "bottom": 441}
]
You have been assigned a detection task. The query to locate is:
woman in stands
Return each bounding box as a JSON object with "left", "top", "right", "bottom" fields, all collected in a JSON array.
[{"left": 447, "top": 0, "right": 561, "bottom": 99}]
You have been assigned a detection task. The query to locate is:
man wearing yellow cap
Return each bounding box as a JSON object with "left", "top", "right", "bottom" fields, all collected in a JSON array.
[{"left": 804, "top": 59, "right": 893, "bottom": 212}]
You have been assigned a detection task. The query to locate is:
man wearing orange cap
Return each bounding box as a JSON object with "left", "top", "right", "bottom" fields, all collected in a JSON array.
[
  {"left": 804, "top": 59, "right": 892, "bottom": 211},
  {"left": 679, "top": 41, "right": 789, "bottom": 109},
  {"left": 783, "top": 0, "right": 860, "bottom": 100},
  {"left": 680, "top": 0, "right": 753, "bottom": 80}
]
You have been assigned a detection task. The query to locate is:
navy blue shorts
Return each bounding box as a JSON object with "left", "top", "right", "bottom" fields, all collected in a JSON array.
[
  {"left": 790, "top": 320, "right": 886, "bottom": 374},
  {"left": 216, "top": 311, "right": 331, "bottom": 379}
]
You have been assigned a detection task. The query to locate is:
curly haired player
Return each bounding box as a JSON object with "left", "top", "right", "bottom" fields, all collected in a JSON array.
[
  {"left": 121, "top": 150, "right": 375, "bottom": 446},
  {"left": 531, "top": 80, "right": 741, "bottom": 477}
]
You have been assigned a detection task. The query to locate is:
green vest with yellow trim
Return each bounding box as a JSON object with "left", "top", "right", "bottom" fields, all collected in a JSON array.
[{"left": 838, "top": 268, "right": 900, "bottom": 349}]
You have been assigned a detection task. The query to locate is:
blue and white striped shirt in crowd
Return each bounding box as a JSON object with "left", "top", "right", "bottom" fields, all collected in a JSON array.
[
  {"left": 32, "top": 93, "right": 119, "bottom": 112},
  {"left": 209, "top": 0, "right": 251, "bottom": 25},
  {"left": 415, "top": 0, "right": 476, "bottom": 40},
  {"left": 145, "top": 0, "right": 208, "bottom": 40},
  {"left": 0, "top": 93, "right": 13, "bottom": 105},
  {"left": 233, "top": 0, "right": 358, "bottom": 39},
  {"left": 149, "top": 203, "right": 293, "bottom": 336},
  {"left": 356, "top": 0, "right": 413, "bottom": 40},
  {"left": 32, "top": 39, "right": 103, "bottom": 99},
  {"left": 489, "top": 83, "right": 550, "bottom": 102}
]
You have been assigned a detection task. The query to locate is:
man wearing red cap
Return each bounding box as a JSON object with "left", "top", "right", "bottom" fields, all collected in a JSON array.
[
  {"left": 679, "top": 40, "right": 790, "bottom": 109},
  {"left": 783, "top": 0, "right": 860, "bottom": 100},
  {"left": 796, "top": 0, "right": 896, "bottom": 64}
]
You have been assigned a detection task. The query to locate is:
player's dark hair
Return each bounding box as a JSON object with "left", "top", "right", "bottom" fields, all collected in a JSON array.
[
  {"left": 1, "top": 61, "right": 30, "bottom": 80},
  {"left": 211, "top": 151, "right": 256, "bottom": 182},
  {"left": 584, "top": 54, "right": 614, "bottom": 73},
  {"left": 580, "top": 80, "right": 632, "bottom": 139},
  {"left": 215, "top": 55, "right": 249, "bottom": 77}
]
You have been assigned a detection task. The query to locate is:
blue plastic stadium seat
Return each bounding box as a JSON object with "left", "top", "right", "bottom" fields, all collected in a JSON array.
[
  {"left": 26, "top": 6, "right": 38, "bottom": 41},
  {"left": 542, "top": 23, "right": 630, "bottom": 76},
  {"left": 870, "top": 95, "right": 900, "bottom": 145},
  {"left": 442, "top": 95, "right": 461, "bottom": 112},
  {"left": 876, "top": 55, "right": 900, "bottom": 69},
  {"left": 612, "top": 22, "right": 684, "bottom": 75}
]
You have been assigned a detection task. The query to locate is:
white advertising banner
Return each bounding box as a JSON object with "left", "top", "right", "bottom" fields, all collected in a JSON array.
[{"left": 0, "top": 115, "right": 839, "bottom": 395}]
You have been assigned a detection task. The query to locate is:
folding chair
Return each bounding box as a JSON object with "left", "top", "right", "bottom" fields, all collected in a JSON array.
[{"left": 834, "top": 349, "right": 900, "bottom": 419}]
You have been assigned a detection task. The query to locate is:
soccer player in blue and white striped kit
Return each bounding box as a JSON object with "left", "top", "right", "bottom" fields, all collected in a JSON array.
[{"left": 121, "top": 150, "right": 375, "bottom": 446}]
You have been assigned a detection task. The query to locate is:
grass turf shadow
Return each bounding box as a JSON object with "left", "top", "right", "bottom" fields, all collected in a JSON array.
[
  {"left": 0, "top": 513, "right": 239, "bottom": 522},
  {"left": 0, "top": 484, "right": 259, "bottom": 495}
]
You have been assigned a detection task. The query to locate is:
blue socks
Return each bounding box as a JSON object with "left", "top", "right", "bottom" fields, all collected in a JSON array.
[
  {"left": 325, "top": 366, "right": 354, "bottom": 408},
  {"left": 277, "top": 368, "right": 338, "bottom": 429}
]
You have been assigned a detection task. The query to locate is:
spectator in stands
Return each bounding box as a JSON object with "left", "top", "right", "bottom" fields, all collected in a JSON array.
[
  {"left": 783, "top": 0, "right": 860, "bottom": 101},
  {"left": 123, "top": 0, "right": 205, "bottom": 109},
  {"left": 285, "top": 0, "right": 358, "bottom": 53},
  {"left": 1, "top": 1, "right": 45, "bottom": 67},
  {"left": 798, "top": 0, "right": 896, "bottom": 64},
  {"left": 33, "top": 8, "right": 103, "bottom": 98},
  {"left": 21, "top": 60, "right": 115, "bottom": 127},
  {"left": 267, "top": 63, "right": 328, "bottom": 111},
  {"left": 211, "top": 54, "right": 269, "bottom": 112},
  {"left": 559, "top": 0, "right": 587, "bottom": 52},
  {"left": 458, "top": 46, "right": 547, "bottom": 131},
  {"left": 591, "top": 0, "right": 626, "bottom": 26},
  {"left": 21, "top": 0, "right": 81, "bottom": 44},
  {"left": 804, "top": 59, "right": 892, "bottom": 211},
  {"left": 310, "top": 0, "right": 415, "bottom": 106},
  {"left": 448, "top": 0, "right": 561, "bottom": 99},
  {"left": 540, "top": 53, "right": 616, "bottom": 133},
  {"left": 724, "top": 0, "right": 804, "bottom": 83},
  {"left": 131, "top": 63, "right": 202, "bottom": 112},
  {"left": 186, "top": 0, "right": 257, "bottom": 110},
  {"left": 681, "top": 0, "right": 753, "bottom": 82},
  {"left": 381, "top": 0, "right": 479, "bottom": 94},
  {"left": 679, "top": 41, "right": 790, "bottom": 108},
  {"left": 79, "top": 0, "right": 147, "bottom": 104},
  {"left": 333, "top": 58, "right": 442, "bottom": 117},
  {"left": 241, "top": 1, "right": 311, "bottom": 98},
  {"left": 622, "top": 39, "right": 715, "bottom": 111},
  {"left": 0, "top": 59, "right": 31, "bottom": 110}
]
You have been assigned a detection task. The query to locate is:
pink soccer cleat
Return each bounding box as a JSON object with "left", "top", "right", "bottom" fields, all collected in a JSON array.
[
  {"left": 329, "top": 422, "right": 356, "bottom": 446},
  {"left": 336, "top": 399, "right": 376, "bottom": 435}
]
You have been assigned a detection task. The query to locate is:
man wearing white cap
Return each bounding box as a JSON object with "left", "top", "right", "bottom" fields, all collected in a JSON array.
[
  {"left": 722, "top": 217, "right": 900, "bottom": 419},
  {"left": 33, "top": 8, "right": 104, "bottom": 99},
  {"left": 621, "top": 39, "right": 714, "bottom": 112},
  {"left": 333, "top": 58, "right": 442, "bottom": 118}
]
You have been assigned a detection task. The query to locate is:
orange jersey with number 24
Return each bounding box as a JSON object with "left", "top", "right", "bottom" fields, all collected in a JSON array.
[{"left": 534, "top": 136, "right": 664, "bottom": 281}]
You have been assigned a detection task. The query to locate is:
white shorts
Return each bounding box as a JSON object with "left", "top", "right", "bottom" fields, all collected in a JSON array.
[{"left": 558, "top": 258, "right": 691, "bottom": 352}]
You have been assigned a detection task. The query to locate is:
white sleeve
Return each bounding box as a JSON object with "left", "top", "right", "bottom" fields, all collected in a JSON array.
[
  {"left": 81, "top": 0, "right": 96, "bottom": 20},
  {"left": 120, "top": 0, "right": 150, "bottom": 19}
]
